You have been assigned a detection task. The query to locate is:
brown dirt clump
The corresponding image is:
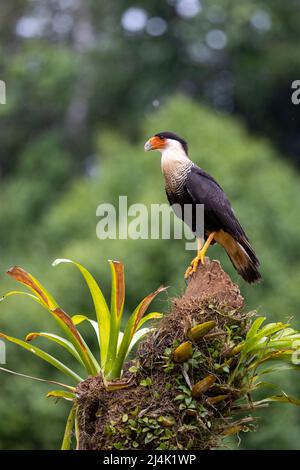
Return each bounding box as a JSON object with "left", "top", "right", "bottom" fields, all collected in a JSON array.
[
  {"left": 184, "top": 258, "right": 244, "bottom": 309},
  {"left": 76, "top": 259, "right": 253, "bottom": 450}
]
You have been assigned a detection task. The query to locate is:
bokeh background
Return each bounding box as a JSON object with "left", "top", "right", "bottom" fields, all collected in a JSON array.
[{"left": 1, "top": 0, "right": 300, "bottom": 449}]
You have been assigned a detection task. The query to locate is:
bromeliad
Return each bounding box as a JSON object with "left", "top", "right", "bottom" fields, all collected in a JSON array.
[{"left": 0, "top": 259, "right": 166, "bottom": 449}]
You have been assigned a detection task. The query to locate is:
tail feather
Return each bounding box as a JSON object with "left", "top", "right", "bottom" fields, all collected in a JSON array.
[
  {"left": 214, "top": 231, "right": 262, "bottom": 284},
  {"left": 228, "top": 241, "right": 261, "bottom": 283}
]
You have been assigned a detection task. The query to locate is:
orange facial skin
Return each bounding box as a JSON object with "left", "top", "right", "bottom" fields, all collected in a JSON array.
[{"left": 148, "top": 135, "right": 167, "bottom": 150}]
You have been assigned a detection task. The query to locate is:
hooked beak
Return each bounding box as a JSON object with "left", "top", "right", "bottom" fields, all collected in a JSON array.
[{"left": 144, "top": 139, "right": 152, "bottom": 152}]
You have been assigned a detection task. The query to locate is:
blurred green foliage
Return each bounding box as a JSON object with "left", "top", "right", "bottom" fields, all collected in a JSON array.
[
  {"left": 1, "top": 0, "right": 300, "bottom": 176},
  {"left": 1, "top": 0, "right": 300, "bottom": 450},
  {"left": 1, "top": 96, "right": 300, "bottom": 449}
]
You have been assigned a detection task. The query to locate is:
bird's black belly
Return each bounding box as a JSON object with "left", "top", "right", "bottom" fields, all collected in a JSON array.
[{"left": 167, "top": 188, "right": 220, "bottom": 239}]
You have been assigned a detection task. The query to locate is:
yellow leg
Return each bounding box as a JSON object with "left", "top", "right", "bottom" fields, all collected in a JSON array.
[
  {"left": 197, "top": 238, "right": 203, "bottom": 254},
  {"left": 185, "top": 232, "right": 216, "bottom": 278}
]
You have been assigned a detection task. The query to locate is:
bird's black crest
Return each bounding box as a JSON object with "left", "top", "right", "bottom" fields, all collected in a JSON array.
[{"left": 155, "top": 131, "right": 188, "bottom": 155}]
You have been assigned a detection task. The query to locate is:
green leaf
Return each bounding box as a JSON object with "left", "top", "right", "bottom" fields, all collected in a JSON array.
[
  {"left": 53, "top": 259, "right": 110, "bottom": 368},
  {"left": 110, "top": 286, "right": 166, "bottom": 379},
  {"left": 72, "top": 315, "right": 99, "bottom": 341},
  {"left": 0, "top": 291, "right": 44, "bottom": 306},
  {"left": 128, "top": 327, "right": 153, "bottom": 356},
  {"left": 252, "top": 339, "right": 296, "bottom": 352},
  {"left": 259, "top": 323, "right": 290, "bottom": 339},
  {"left": 41, "top": 308, "right": 99, "bottom": 376},
  {"left": 255, "top": 350, "right": 295, "bottom": 365},
  {"left": 0, "top": 332, "right": 83, "bottom": 383},
  {"left": 258, "top": 394, "right": 300, "bottom": 406},
  {"left": 243, "top": 322, "right": 290, "bottom": 354},
  {"left": 5, "top": 267, "right": 99, "bottom": 376},
  {"left": 140, "top": 377, "right": 152, "bottom": 387},
  {"left": 246, "top": 317, "right": 266, "bottom": 340},
  {"left": 275, "top": 328, "right": 297, "bottom": 338},
  {"left": 174, "top": 394, "right": 186, "bottom": 401},
  {"left": 105, "top": 261, "right": 125, "bottom": 374},
  {"left": 61, "top": 404, "right": 76, "bottom": 450},
  {"left": 113, "top": 443, "right": 122, "bottom": 450},
  {"left": 6, "top": 266, "right": 58, "bottom": 309},
  {"left": 47, "top": 390, "right": 75, "bottom": 401},
  {"left": 145, "top": 432, "right": 155, "bottom": 444},
  {"left": 136, "top": 312, "right": 163, "bottom": 330},
  {"left": 185, "top": 397, "right": 193, "bottom": 406},
  {"left": 25, "top": 331, "right": 84, "bottom": 365}
]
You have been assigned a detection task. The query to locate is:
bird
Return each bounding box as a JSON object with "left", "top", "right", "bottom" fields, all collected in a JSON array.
[{"left": 144, "top": 131, "right": 261, "bottom": 283}]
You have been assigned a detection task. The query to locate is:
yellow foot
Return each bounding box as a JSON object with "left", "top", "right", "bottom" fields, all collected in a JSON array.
[
  {"left": 184, "top": 250, "right": 206, "bottom": 278},
  {"left": 184, "top": 232, "right": 216, "bottom": 279}
]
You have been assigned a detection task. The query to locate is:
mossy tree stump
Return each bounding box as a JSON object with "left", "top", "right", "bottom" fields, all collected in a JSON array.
[{"left": 76, "top": 259, "right": 253, "bottom": 450}]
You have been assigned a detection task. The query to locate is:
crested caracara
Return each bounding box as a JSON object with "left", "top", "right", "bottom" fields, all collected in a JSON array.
[{"left": 144, "top": 131, "right": 261, "bottom": 283}]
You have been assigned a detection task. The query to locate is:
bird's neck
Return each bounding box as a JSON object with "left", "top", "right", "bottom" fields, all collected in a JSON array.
[
  {"left": 161, "top": 147, "right": 193, "bottom": 194},
  {"left": 161, "top": 147, "right": 192, "bottom": 175}
]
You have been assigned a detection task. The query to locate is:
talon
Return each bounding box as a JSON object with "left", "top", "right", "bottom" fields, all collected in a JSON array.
[
  {"left": 184, "top": 232, "right": 216, "bottom": 279},
  {"left": 191, "top": 255, "right": 201, "bottom": 273},
  {"left": 184, "top": 254, "right": 202, "bottom": 278},
  {"left": 200, "top": 251, "right": 205, "bottom": 265},
  {"left": 184, "top": 265, "right": 194, "bottom": 279}
]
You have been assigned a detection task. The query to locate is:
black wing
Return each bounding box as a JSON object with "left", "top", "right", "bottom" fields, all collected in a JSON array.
[{"left": 186, "top": 165, "right": 259, "bottom": 263}]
